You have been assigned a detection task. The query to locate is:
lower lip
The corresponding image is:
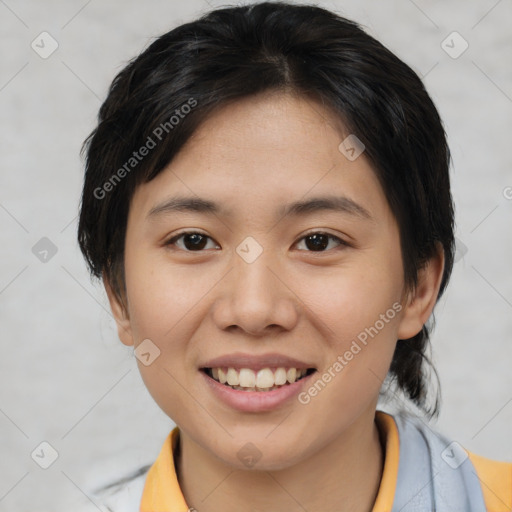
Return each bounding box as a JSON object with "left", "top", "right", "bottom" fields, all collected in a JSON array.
[{"left": 200, "top": 370, "right": 316, "bottom": 412}]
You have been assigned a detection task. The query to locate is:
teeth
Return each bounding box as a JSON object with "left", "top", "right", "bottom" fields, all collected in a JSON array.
[
  {"left": 230, "top": 385, "right": 282, "bottom": 392},
  {"left": 239, "top": 368, "right": 256, "bottom": 387},
  {"left": 256, "top": 368, "right": 274, "bottom": 388},
  {"left": 208, "top": 366, "right": 312, "bottom": 389},
  {"left": 226, "top": 368, "right": 239, "bottom": 386},
  {"left": 274, "top": 367, "right": 287, "bottom": 385}
]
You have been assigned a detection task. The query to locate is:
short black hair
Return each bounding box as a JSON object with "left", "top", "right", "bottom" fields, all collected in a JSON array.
[{"left": 77, "top": 1, "right": 455, "bottom": 418}]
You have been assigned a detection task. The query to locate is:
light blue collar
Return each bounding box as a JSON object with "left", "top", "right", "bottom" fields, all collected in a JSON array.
[{"left": 392, "top": 411, "right": 486, "bottom": 511}]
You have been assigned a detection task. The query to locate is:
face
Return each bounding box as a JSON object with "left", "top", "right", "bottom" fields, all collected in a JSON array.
[{"left": 107, "top": 91, "right": 438, "bottom": 470}]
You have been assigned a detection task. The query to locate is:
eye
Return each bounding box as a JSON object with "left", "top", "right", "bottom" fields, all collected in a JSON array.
[
  {"left": 164, "top": 230, "right": 348, "bottom": 253},
  {"left": 295, "top": 231, "right": 348, "bottom": 252},
  {"left": 164, "top": 231, "right": 219, "bottom": 251}
]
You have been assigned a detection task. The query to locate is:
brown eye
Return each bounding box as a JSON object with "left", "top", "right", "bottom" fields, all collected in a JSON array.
[
  {"left": 165, "top": 232, "right": 218, "bottom": 251},
  {"left": 296, "top": 232, "right": 347, "bottom": 252}
]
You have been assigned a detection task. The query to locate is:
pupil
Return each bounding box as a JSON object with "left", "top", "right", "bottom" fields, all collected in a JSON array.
[
  {"left": 307, "top": 234, "right": 328, "bottom": 251},
  {"left": 185, "top": 233, "right": 207, "bottom": 250}
]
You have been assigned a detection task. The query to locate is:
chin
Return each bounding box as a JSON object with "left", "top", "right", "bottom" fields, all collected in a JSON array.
[{"left": 212, "top": 439, "right": 305, "bottom": 472}]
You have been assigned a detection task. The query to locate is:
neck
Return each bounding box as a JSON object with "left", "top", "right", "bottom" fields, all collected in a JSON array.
[{"left": 176, "top": 408, "right": 385, "bottom": 512}]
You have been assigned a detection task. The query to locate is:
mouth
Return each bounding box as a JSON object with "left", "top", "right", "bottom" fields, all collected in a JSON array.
[{"left": 201, "top": 366, "right": 317, "bottom": 392}]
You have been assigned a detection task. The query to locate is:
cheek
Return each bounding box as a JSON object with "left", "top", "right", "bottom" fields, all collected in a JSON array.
[
  {"left": 124, "top": 252, "right": 203, "bottom": 342},
  {"left": 124, "top": 247, "right": 259, "bottom": 423},
  {"left": 122, "top": 253, "right": 205, "bottom": 411},
  {"left": 290, "top": 252, "right": 403, "bottom": 411},
  {"left": 296, "top": 284, "right": 401, "bottom": 444},
  {"left": 294, "top": 258, "right": 403, "bottom": 347}
]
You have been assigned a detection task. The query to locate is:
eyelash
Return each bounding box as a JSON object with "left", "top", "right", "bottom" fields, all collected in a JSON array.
[{"left": 164, "top": 230, "right": 349, "bottom": 253}]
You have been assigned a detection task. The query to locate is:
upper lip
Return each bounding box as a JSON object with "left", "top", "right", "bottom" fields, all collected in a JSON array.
[{"left": 200, "top": 352, "right": 316, "bottom": 372}]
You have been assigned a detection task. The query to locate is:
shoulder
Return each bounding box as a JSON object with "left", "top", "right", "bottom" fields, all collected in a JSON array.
[
  {"left": 467, "top": 450, "right": 512, "bottom": 511},
  {"left": 377, "top": 410, "right": 512, "bottom": 510}
]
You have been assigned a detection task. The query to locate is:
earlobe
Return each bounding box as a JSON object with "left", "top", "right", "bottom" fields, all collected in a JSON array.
[
  {"left": 397, "top": 243, "right": 445, "bottom": 340},
  {"left": 103, "top": 276, "right": 135, "bottom": 347}
]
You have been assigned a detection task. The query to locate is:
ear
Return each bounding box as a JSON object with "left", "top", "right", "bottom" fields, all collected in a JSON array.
[
  {"left": 397, "top": 243, "right": 445, "bottom": 340},
  {"left": 103, "top": 276, "right": 135, "bottom": 347}
]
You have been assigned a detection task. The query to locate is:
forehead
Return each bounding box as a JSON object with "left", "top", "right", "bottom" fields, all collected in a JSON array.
[{"left": 129, "top": 92, "right": 390, "bottom": 226}]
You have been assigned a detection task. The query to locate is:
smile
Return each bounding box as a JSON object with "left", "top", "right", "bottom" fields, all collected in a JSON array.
[{"left": 202, "top": 367, "right": 316, "bottom": 392}]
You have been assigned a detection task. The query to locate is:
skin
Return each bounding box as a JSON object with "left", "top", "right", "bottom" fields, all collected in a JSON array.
[{"left": 105, "top": 91, "right": 444, "bottom": 512}]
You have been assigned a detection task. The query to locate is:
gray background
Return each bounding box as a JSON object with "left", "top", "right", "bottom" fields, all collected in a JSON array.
[{"left": 0, "top": 0, "right": 511, "bottom": 510}]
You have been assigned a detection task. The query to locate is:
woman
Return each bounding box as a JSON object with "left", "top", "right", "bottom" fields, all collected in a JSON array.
[{"left": 77, "top": 2, "right": 512, "bottom": 510}]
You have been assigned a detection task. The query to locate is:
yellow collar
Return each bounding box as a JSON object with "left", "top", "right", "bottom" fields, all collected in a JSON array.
[{"left": 140, "top": 410, "right": 399, "bottom": 511}]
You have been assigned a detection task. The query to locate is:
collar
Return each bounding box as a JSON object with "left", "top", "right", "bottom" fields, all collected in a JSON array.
[{"left": 140, "top": 410, "right": 400, "bottom": 511}]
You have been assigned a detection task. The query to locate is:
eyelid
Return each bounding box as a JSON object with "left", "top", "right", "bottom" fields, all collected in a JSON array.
[
  {"left": 166, "top": 228, "right": 209, "bottom": 240},
  {"left": 164, "top": 229, "right": 219, "bottom": 249},
  {"left": 298, "top": 228, "right": 348, "bottom": 242},
  {"left": 164, "top": 229, "right": 351, "bottom": 252},
  {"left": 294, "top": 230, "right": 351, "bottom": 251}
]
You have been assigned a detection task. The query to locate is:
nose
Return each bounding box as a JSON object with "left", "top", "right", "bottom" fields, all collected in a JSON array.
[{"left": 212, "top": 247, "right": 299, "bottom": 336}]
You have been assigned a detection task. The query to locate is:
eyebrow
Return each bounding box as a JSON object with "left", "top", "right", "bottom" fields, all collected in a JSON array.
[
  {"left": 147, "top": 195, "right": 372, "bottom": 221},
  {"left": 279, "top": 195, "right": 371, "bottom": 220}
]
